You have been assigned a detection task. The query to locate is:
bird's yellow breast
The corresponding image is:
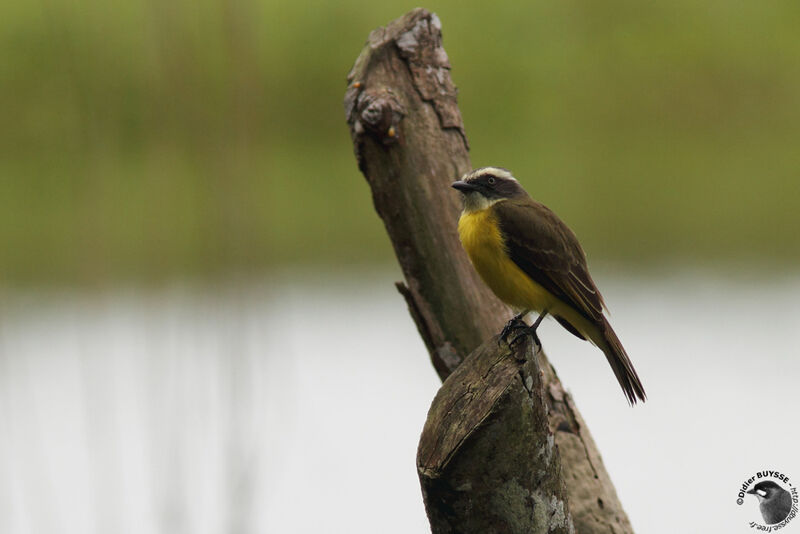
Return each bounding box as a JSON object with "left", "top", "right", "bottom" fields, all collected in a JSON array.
[{"left": 457, "top": 206, "right": 556, "bottom": 313}]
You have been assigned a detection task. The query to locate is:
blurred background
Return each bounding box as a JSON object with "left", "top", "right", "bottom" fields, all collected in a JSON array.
[{"left": 1, "top": 1, "right": 799, "bottom": 533}]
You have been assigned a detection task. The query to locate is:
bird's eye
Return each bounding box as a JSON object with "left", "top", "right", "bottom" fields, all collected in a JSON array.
[{"left": 487, "top": 177, "right": 496, "bottom": 185}]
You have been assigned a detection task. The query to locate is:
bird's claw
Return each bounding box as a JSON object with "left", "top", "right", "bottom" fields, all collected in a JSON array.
[
  {"left": 509, "top": 328, "right": 541, "bottom": 350},
  {"left": 498, "top": 314, "right": 529, "bottom": 346}
]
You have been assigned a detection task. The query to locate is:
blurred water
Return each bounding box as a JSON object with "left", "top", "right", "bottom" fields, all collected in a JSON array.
[{"left": 0, "top": 271, "right": 798, "bottom": 533}]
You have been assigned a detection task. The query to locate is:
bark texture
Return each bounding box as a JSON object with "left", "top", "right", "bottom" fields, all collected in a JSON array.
[
  {"left": 344, "top": 9, "right": 508, "bottom": 378},
  {"left": 417, "top": 334, "right": 572, "bottom": 533},
  {"left": 344, "top": 8, "right": 634, "bottom": 533}
]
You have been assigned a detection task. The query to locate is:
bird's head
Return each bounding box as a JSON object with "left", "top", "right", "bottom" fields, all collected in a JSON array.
[
  {"left": 747, "top": 480, "right": 785, "bottom": 502},
  {"left": 452, "top": 167, "right": 526, "bottom": 212}
]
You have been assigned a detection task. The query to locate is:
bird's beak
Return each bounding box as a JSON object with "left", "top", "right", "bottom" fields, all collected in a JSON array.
[
  {"left": 452, "top": 180, "right": 478, "bottom": 192},
  {"left": 746, "top": 489, "right": 756, "bottom": 494}
]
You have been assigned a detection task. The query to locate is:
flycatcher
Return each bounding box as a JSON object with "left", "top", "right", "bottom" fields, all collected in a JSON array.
[{"left": 452, "top": 167, "right": 646, "bottom": 404}]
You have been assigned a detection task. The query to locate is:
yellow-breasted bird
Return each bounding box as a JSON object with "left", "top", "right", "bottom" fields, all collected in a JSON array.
[{"left": 452, "top": 167, "right": 646, "bottom": 404}]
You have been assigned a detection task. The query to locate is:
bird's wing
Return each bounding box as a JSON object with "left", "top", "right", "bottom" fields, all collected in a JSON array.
[{"left": 494, "top": 199, "right": 606, "bottom": 322}]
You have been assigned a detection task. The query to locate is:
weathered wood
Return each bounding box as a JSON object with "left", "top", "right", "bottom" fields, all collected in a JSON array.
[
  {"left": 418, "top": 334, "right": 573, "bottom": 534},
  {"left": 344, "top": 8, "right": 634, "bottom": 533},
  {"left": 345, "top": 9, "right": 509, "bottom": 377}
]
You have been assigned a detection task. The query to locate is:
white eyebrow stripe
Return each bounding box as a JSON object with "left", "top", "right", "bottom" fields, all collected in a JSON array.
[{"left": 462, "top": 166, "right": 517, "bottom": 183}]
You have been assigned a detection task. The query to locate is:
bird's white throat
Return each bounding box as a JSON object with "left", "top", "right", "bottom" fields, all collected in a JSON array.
[{"left": 461, "top": 193, "right": 505, "bottom": 213}]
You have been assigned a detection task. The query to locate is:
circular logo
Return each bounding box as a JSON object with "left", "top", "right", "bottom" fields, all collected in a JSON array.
[{"left": 736, "top": 470, "right": 798, "bottom": 530}]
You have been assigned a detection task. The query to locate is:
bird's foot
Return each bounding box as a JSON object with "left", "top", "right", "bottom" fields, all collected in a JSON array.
[
  {"left": 509, "top": 327, "right": 542, "bottom": 350},
  {"left": 508, "top": 311, "right": 547, "bottom": 350},
  {"left": 499, "top": 312, "right": 529, "bottom": 346}
]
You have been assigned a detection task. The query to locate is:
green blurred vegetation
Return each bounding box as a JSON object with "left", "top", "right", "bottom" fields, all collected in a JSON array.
[{"left": 2, "top": 0, "right": 799, "bottom": 286}]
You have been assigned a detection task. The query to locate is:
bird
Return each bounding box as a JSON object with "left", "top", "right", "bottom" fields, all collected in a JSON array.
[
  {"left": 747, "top": 481, "right": 793, "bottom": 524},
  {"left": 452, "top": 166, "right": 646, "bottom": 404}
]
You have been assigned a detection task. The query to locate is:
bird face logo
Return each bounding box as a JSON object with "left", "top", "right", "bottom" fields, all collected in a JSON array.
[{"left": 746, "top": 481, "right": 793, "bottom": 526}]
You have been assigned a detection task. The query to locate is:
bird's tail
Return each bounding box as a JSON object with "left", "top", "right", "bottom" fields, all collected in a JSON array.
[{"left": 596, "top": 318, "right": 646, "bottom": 405}]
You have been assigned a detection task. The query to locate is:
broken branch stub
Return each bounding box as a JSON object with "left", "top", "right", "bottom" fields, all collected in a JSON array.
[
  {"left": 418, "top": 335, "right": 573, "bottom": 534},
  {"left": 345, "top": 8, "right": 509, "bottom": 377}
]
